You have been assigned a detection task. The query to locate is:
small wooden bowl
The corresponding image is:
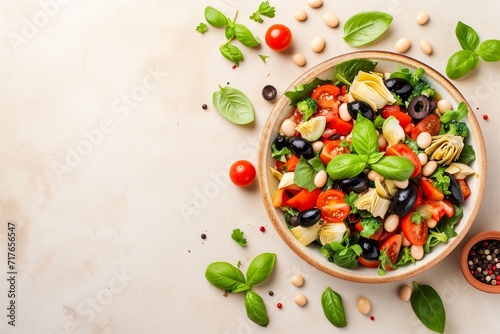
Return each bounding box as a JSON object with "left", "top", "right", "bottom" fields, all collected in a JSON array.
[{"left": 460, "top": 231, "right": 500, "bottom": 294}]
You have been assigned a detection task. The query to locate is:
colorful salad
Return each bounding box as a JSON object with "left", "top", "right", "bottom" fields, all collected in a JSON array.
[{"left": 269, "top": 59, "right": 476, "bottom": 275}]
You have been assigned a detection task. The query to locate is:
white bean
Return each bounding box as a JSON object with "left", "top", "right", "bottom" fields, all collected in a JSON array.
[
  {"left": 308, "top": 0, "right": 322, "bottom": 8},
  {"left": 384, "top": 214, "right": 400, "bottom": 233},
  {"left": 402, "top": 234, "right": 411, "bottom": 247},
  {"left": 339, "top": 103, "right": 351, "bottom": 121},
  {"left": 395, "top": 37, "right": 411, "bottom": 53},
  {"left": 312, "top": 140, "right": 324, "bottom": 152},
  {"left": 411, "top": 245, "right": 424, "bottom": 260},
  {"left": 420, "top": 40, "right": 433, "bottom": 55},
  {"left": 378, "top": 134, "right": 387, "bottom": 149},
  {"left": 367, "top": 170, "right": 384, "bottom": 182},
  {"left": 314, "top": 170, "right": 328, "bottom": 188},
  {"left": 416, "top": 132, "right": 432, "bottom": 149},
  {"left": 291, "top": 274, "right": 305, "bottom": 287},
  {"left": 356, "top": 297, "right": 371, "bottom": 315},
  {"left": 426, "top": 218, "right": 438, "bottom": 229},
  {"left": 311, "top": 36, "right": 326, "bottom": 53},
  {"left": 416, "top": 12, "right": 429, "bottom": 25},
  {"left": 323, "top": 13, "right": 339, "bottom": 28},
  {"left": 417, "top": 152, "right": 428, "bottom": 166},
  {"left": 292, "top": 53, "right": 307, "bottom": 67},
  {"left": 294, "top": 294, "right": 308, "bottom": 306},
  {"left": 422, "top": 160, "right": 438, "bottom": 176},
  {"left": 294, "top": 9, "right": 307, "bottom": 22},
  {"left": 399, "top": 285, "right": 412, "bottom": 302},
  {"left": 393, "top": 179, "right": 409, "bottom": 189},
  {"left": 280, "top": 119, "right": 297, "bottom": 137},
  {"left": 437, "top": 99, "right": 452, "bottom": 113}
]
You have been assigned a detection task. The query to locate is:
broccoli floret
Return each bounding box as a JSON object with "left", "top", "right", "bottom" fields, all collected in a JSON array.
[
  {"left": 297, "top": 98, "right": 317, "bottom": 121},
  {"left": 442, "top": 121, "right": 469, "bottom": 137},
  {"left": 430, "top": 166, "right": 451, "bottom": 196},
  {"left": 407, "top": 79, "right": 435, "bottom": 103}
]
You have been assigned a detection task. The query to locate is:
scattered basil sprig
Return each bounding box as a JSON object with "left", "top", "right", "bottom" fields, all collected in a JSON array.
[
  {"left": 446, "top": 21, "right": 500, "bottom": 79},
  {"left": 231, "top": 228, "right": 248, "bottom": 246},
  {"left": 249, "top": 1, "right": 275, "bottom": 23},
  {"left": 196, "top": 22, "right": 208, "bottom": 34},
  {"left": 411, "top": 281, "right": 446, "bottom": 334},
  {"left": 321, "top": 287, "right": 347, "bottom": 328},
  {"left": 212, "top": 85, "right": 255, "bottom": 125},
  {"left": 335, "top": 59, "right": 377, "bottom": 86},
  {"left": 205, "top": 253, "right": 276, "bottom": 327},
  {"left": 343, "top": 11, "right": 393, "bottom": 47}
]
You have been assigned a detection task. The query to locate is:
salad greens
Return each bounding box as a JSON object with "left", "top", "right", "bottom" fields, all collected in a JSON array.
[
  {"left": 343, "top": 11, "right": 393, "bottom": 47},
  {"left": 212, "top": 85, "right": 255, "bottom": 125}
]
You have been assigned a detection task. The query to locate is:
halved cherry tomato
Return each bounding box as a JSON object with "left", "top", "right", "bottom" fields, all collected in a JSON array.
[
  {"left": 326, "top": 115, "right": 354, "bottom": 136},
  {"left": 287, "top": 188, "right": 322, "bottom": 212},
  {"left": 380, "top": 234, "right": 403, "bottom": 270},
  {"left": 316, "top": 189, "right": 350, "bottom": 223},
  {"left": 319, "top": 140, "right": 350, "bottom": 164},
  {"left": 381, "top": 105, "right": 412, "bottom": 129},
  {"left": 420, "top": 177, "right": 444, "bottom": 201},
  {"left": 457, "top": 179, "right": 471, "bottom": 201},
  {"left": 401, "top": 211, "right": 428, "bottom": 246},
  {"left": 286, "top": 155, "right": 300, "bottom": 172},
  {"left": 358, "top": 256, "right": 381, "bottom": 268},
  {"left": 311, "top": 84, "right": 341, "bottom": 111},
  {"left": 412, "top": 114, "right": 441, "bottom": 140},
  {"left": 385, "top": 143, "right": 421, "bottom": 178}
]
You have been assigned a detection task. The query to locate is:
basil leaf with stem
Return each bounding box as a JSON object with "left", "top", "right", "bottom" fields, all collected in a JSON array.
[
  {"left": 205, "top": 262, "right": 249, "bottom": 292},
  {"left": 411, "top": 281, "right": 446, "bottom": 334},
  {"left": 212, "top": 85, "right": 255, "bottom": 125},
  {"left": 249, "top": 1, "right": 276, "bottom": 23},
  {"left": 219, "top": 44, "right": 244, "bottom": 66},
  {"left": 234, "top": 24, "right": 260, "bottom": 47},
  {"left": 455, "top": 21, "right": 480, "bottom": 51},
  {"left": 446, "top": 49, "right": 479, "bottom": 79},
  {"left": 244, "top": 290, "right": 269, "bottom": 327},
  {"left": 326, "top": 154, "right": 367, "bottom": 180},
  {"left": 204, "top": 6, "right": 229, "bottom": 28},
  {"left": 371, "top": 156, "right": 414, "bottom": 181},
  {"left": 478, "top": 39, "right": 500, "bottom": 61},
  {"left": 246, "top": 253, "right": 276, "bottom": 287},
  {"left": 321, "top": 287, "right": 347, "bottom": 328},
  {"left": 343, "top": 11, "right": 393, "bottom": 47},
  {"left": 351, "top": 114, "right": 379, "bottom": 158},
  {"left": 334, "top": 59, "right": 378, "bottom": 86}
]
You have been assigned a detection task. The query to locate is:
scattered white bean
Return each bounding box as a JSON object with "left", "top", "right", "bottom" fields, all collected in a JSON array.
[
  {"left": 378, "top": 134, "right": 387, "bottom": 149},
  {"left": 367, "top": 170, "right": 385, "bottom": 182},
  {"left": 294, "top": 9, "right": 308, "bottom": 22},
  {"left": 398, "top": 285, "right": 412, "bottom": 302},
  {"left": 422, "top": 160, "right": 438, "bottom": 176},
  {"left": 384, "top": 214, "right": 400, "bottom": 233},
  {"left": 311, "top": 36, "right": 326, "bottom": 53},
  {"left": 356, "top": 297, "right": 371, "bottom": 315},
  {"left": 292, "top": 53, "right": 307, "bottom": 67},
  {"left": 411, "top": 245, "right": 425, "bottom": 260},
  {"left": 395, "top": 37, "right": 411, "bottom": 53},
  {"left": 323, "top": 13, "right": 339, "bottom": 28},
  {"left": 314, "top": 170, "right": 328, "bottom": 188},
  {"left": 426, "top": 218, "right": 438, "bottom": 229},
  {"left": 393, "top": 179, "right": 409, "bottom": 189},
  {"left": 416, "top": 132, "right": 432, "bottom": 149},
  {"left": 416, "top": 12, "right": 429, "bottom": 25},
  {"left": 339, "top": 103, "right": 351, "bottom": 121},
  {"left": 312, "top": 140, "right": 324, "bottom": 152},
  {"left": 417, "top": 152, "right": 428, "bottom": 166},
  {"left": 291, "top": 274, "right": 305, "bottom": 287},
  {"left": 419, "top": 40, "right": 433, "bottom": 55},
  {"left": 437, "top": 99, "right": 452, "bottom": 113},
  {"left": 294, "top": 294, "right": 308, "bottom": 306},
  {"left": 280, "top": 119, "right": 297, "bottom": 137},
  {"left": 402, "top": 234, "right": 411, "bottom": 247},
  {"left": 308, "top": 0, "right": 322, "bottom": 8}
]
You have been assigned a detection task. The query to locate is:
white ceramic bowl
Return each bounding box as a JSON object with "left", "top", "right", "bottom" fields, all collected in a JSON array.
[{"left": 258, "top": 51, "right": 487, "bottom": 283}]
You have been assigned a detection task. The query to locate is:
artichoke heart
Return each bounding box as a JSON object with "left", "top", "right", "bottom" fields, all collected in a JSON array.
[
  {"left": 291, "top": 222, "right": 322, "bottom": 246},
  {"left": 319, "top": 222, "right": 348, "bottom": 246},
  {"left": 269, "top": 167, "right": 283, "bottom": 181},
  {"left": 424, "top": 134, "right": 464, "bottom": 165},
  {"left": 445, "top": 162, "right": 475, "bottom": 179},
  {"left": 382, "top": 116, "right": 405, "bottom": 147},
  {"left": 295, "top": 116, "right": 326, "bottom": 141},
  {"left": 278, "top": 172, "right": 295, "bottom": 189},
  {"left": 355, "top": 187, "right": 391, "bottom": 218},
  {"left": 350, "top": 71, "right": 396, "bottom": 110}
]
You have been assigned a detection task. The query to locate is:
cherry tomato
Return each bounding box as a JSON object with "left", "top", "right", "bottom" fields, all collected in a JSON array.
[
  {"left": 287, "top": 188, "right": 322, "bottom": 212},
  {"left": 326, "top": 115, "right": 354, "bottom": 136},
  {"left": 385, "top": 143, "right": 421, "bottom": 178},
  {"left": 380, "top": 234, "right": 403, "bottom": 270},
  {"left": 420, "top": 177, "right": 444, "bottom": 201},
  {"left": 457, "top": 179, "right": 471, "bottom": 201},
  {"left": 358, "top": 256, "right": 381, "bottom": 268},
  {"left": 381, "top": 105, "right": 412, "bottom": 129},
  {"left": 411, "top": 114, "right": 441, "bottom": 140},
  {"left": 316, "top": 189, "right": 350, "bottom": 223},
  {"left": 265, "top": 24, "right": 292, "bottom": 52},
  {"left": 229, "top": 160, "right": 256, "bottom": 187},
  {"left": 311, "top": 84, "right": 341, "bottom": 112},
  {"left": 401, "top": 212, "right": 428, "bottom": 246},
  {"left": 319, "top": 140, "right": 350, "bottom": 164}
]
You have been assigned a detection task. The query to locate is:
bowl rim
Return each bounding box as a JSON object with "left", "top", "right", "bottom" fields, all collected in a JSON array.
[
  {"left": 460, "top": 231, "right": 500, "bottom": 293},
  {"left": 257, "top": 50, "right": 487, "bottom": 283}
]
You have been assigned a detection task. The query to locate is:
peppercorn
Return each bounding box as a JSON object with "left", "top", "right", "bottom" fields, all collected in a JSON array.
[{"left": 468, "top": 239, "right": 500, "bottom": 286}]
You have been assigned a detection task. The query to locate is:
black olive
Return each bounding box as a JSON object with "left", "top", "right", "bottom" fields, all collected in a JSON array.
[
  {"left": 390, "top": 184, "right": 418, "bottom": 217},
  {"left": 335, "top": 174, "right": 369, "bottom": 193},
  {"left": 289, "top": 215, "right": 299, "bottom": 227},
  {"left": 347, "top": 101, "right": 374, "bottom": 120},
  {"left": 446, "top": 173, "right": 464, "bottom": 203},
  {"left": 384, "top": 78, "right": 413, "bottom": 100},
  {"left": 262, "top": 85, "right": 277, "bottom": 101},
  {"left": 273, "top": 135, "right": 289, "bottom": 150},
  {"left": 289, "top": 137, "right": 314, "bottom": 159},
  {"left": 298, "top": 208, "right": 322, "bottom": 227},
  {"left": 358, "top": 237, "right": 380, "bottom": 260},
  {"left": 407, "top": 95, "right": 432, "bottom": 120}
]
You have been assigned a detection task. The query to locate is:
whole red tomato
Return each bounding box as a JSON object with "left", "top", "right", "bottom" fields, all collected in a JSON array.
[
  {"left": 229, "top": 160, "right": 256, "bottom": 187},
  {"left": 265, "top": 24, "right": 292, "bottom": 52}
]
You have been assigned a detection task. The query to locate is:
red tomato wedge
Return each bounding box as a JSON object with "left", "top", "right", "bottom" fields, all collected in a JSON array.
[
  {"left": 358, "top": 256, "right": 381, "bottom": 268},
  {"left": 411, "top": 114, "right": 441, "bottom": 140},
  {"left": 458, "top": 179, "right": 471, "bottom": 201},
  {"left": 316, "top": 189, "right": 350, "bottom": 223},
  {"left": 380, "top": 234, "right": 403, "bottom": 270},
  {"left": 401, "top": 212, "right": 428, "bottom": 246},
  {"left": 319, "top": 140, "right": 350, "bottom": 164},
  {"left": 311, "top": 84, "right": 341, "bottom": 112},
  {"left": 287, "top": 188, "right": 322, "bottom": 212},
  {"left": 385, "top": 143, "right": 421, "bottom": 178},
  {"left": 381, "top": 105, "right": 412, "bottom": 129},
  {"left": 420, "top": 177, "right": 444, "bottom": 201}
]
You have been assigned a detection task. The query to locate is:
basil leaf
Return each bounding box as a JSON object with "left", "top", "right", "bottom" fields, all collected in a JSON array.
[
  {"left": 455, "top": 21, "right": 480, "bottom": 51},
  {"left": 246, "top": 253, "right": 276, "bottom": 287},
  {"left": 439, "top": 102, "right": 468, "bottom": 123},
  {"left": 411, "top": 282, "right": 446, "bottom": 334},
  {"left": 326, "top": 154, "right": 367, "bottom": 180},
  {"left": 343, "top": 11, "right": 393, "bottom": 47},
  {"left": 204, "top": 6, "right": 228, "bottom": 28},
  {"left": 371, "top": 156, "right": 414, "bottom": 181},
  {"left": 285, "top": 77, "right": 332, "bottom": 106},
  {"left": 309, "top": 154, "right": 326, "bottom": 172},
  {"left": 244, "top": 290, "right": 269, "bottom": 327},
  {"left": 335, "top": 59, "right": 377, "bottom": 86},
  {"left": 352, "top": 115, "right": 379, "bottom": 157},
  {"left": 334, "top": 246, "right": 361, "bottom": 269},
  {"left": 234, "top": 24, "right": 260, "bottom": 48},
  {"left": 458, "top": 144, "right": 476, "bottom": 164},
  {"left": 212, "top": 85, "right": 255, "bottom": 125},
  {"left": 478, "top": 39, "right": 500, "bottom": 62},
  {"left": 225, "top": 25, "right": 235, "bottom": 40},
  {"left": 446, "top": 49, "right": 479, "bottom": 79},
  {"left": 294, "top": 156, "right": 318, "bottom": 191},
  {"left": 219, "top": 44, "right": 244, "bottom": 66},
  {"left": 205, "top": 262, "right": 248, "bottom": 292},
  {"left": 321, "top": 287, "right": 347, "bottom": 328},
  {"left": 367, "top": 151, "right": 384, "bottom": 164}
]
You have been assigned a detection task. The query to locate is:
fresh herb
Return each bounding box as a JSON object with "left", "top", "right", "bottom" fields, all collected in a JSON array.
[
  {"left": 244, "top": 290, "right": 269, "bottom": 326},
  {"left": 219, "top": 44, "right": 244, "bottom": 66},
  {"left": 246, "top": 253, "right": 276, "bottom": 287},
  {"left": 458, "top": 144, "right": 476, "bottom": 164},
  {"left": 446, "top": 21, "right": 500, "bottom": 79},
  {"left": 204, "top": 6, "right": 229, "bottom": 27},
  {"left": 436, "top": 204, "right": 463, "bottom": 239},
  {"left": 231, "top": 228, "right": 248, "bottom": 246},
  {"left": 285, "top": 77, "right": 332, "bottom": 106},
  {"left": 439, "top": 102, "right": 468, "bottom": 123},
  {"left": 294, "top": 155, "right": 326, "bottom": 191},
  {"left": 404, "top": 138, "right": 420, "bottom": 155},
  {"left": 430, "top": 166, "right": 451, "bottom": 196},
  {"left": 334, "top": 59, "right": 378, "bottom": 86},
  {"left": 377, "top": 248, "right": 397, "bottom": 276},
  {"left": 249, "top": 1, "right": 275, "bottom": 23},
  {"left": 321, "top": 287, "right": 347, "bottom": 328},
  {"left": 234, "top": 24, "right": 260, "bottom": 47},
  {"left": 259, "top": 54, "right": 270, "bottom": 63},
  {"left": 212, "top": 85, "right": 255, "bottom": 125},
  {"left": 343, "top": 11, "right": 393, "bottom": 47},
  {"left": 196, "top": 22, "right": 208, "bottom": 33},
  {"left": 324, "top": 235, "right": 363, "bottom": 269},
  {"left": 359, "top": 217, "right": 382, "bottom": 238},
  {"left": 424, "top": 230, "right": 448, "bottom": 253},
  {"left": 411, "top": 281, "right": 446, "bottom": 333},
  {"left": 344, "top": 192, "right": 359, "bottom": 214},
  {"left": 396, "top": 247, "right": 416, "bottom": 266},
  {"left": 205, "top": 262, "right": 250, "bottom": 292},
  {"left": 271, "top": 144, "right": 291, "bottom": 163}
]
